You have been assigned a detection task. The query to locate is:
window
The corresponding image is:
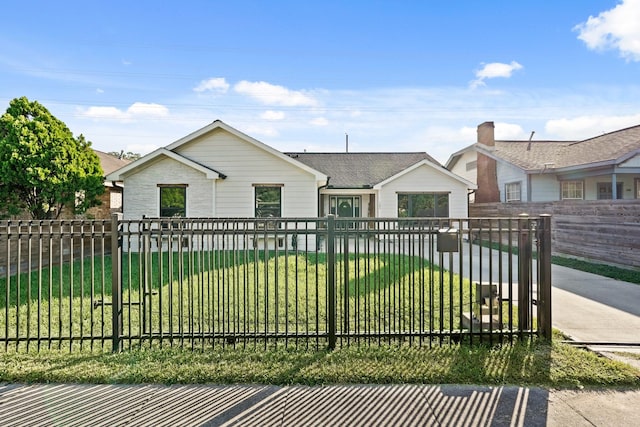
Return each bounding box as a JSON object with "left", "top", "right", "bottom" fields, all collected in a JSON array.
[
  {"left": 159, "top": 185, "right": 186, "bottom": 217},
  {"left": 636, "top": 179, "right": 640, "bottom": 199},
  {"left": 397, "top": 193, "right": 449, "bottom": 218},
  {"left": 560, "top": 181, "right": 583, "bottom": 200},
  {"left": 505, "top": 182, "right": 521, "bottom": 202},
  {"left": 255, "top": 185, "right": 282, "bottom": 217},
  {"left": 597, "top": 182, "right": 623, "bottom": 200}
]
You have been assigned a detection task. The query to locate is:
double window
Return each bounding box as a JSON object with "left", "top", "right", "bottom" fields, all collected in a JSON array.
[
  {"left": 159, "top": 185, "right": 187, "bottom": 217},
  {"left": 397, "top": 193, "right": 449, "bottom": 218},
  {"left": 505, "top": 182, "right": 521, "bottom": 202},
  {"left": 254, "top": 185, "right": 282, "bottom": 217},
  {"left": 560, "top": 181, "right": 583, "bottom": 200}
]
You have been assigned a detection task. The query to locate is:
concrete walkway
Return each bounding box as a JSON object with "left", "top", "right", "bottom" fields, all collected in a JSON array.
[{"left": 1, "top": 383, "right": 640, "bottom": 426}]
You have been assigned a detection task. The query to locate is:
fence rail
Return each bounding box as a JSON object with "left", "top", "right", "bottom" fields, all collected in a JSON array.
[{"left": 1, "top": 215, "right": 552, "bottom": 352}]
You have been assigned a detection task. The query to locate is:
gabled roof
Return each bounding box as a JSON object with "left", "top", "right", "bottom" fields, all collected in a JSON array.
[
  {"left": 167, "top": 120, "right": 327, "bottom": 180},
  {"left": 106, "top": 148, "right": 224, "bottom": 180},
  {"left": 560, "top": 124, "right": 640, "bottom": 167},
  {"left": 474, "top": 124, "right": 640, "bottom": 173},
  {"left": 286, "top": 152, "right": 451, "bottom": 188},
  {"left": 106, "top": 120, "right": 328, "bottom": 182},
  {"left": 373, "top": 158, "right": 476, "bottom": 190}
]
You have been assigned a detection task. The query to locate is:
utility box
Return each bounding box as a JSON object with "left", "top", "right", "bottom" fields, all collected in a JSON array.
[{"left": 437, "top": 228, "right": 459, "bottom": 252}]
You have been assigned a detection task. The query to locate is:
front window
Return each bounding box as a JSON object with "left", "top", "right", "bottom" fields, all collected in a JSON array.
[
  {"left": 159, "top": 185, "right": 186, "bottom": 217},
  {"left": 505, "top": 182, "right": 521, "bottom": 202},
  {"left": 255, "top": 185, "right": 282, "bottom": 217},
  {"left": 397, "top": 193, "right": 449, "bottom": 218},
  {"left": 561, "top": 181, "right": 583, "bottom": 200}
]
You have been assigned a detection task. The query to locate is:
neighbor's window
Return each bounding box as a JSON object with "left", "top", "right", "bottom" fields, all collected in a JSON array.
[
  {"left": 505, "top": 182, "right": 521, "bottom": 202},
  {"left": 561, "top": 181, "right": 583, "bottom": 200},
  {"left": 397, "top": 193, "right": 449, "bottom": 218},
  {"left": 255, "top": 185, "right": 282, "bottom": 217},
  {"left": 159, "top": 185, "right": 186, "bottom": 217}
]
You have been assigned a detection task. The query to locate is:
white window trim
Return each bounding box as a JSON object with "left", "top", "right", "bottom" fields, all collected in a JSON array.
[
  {"left": 560, "top": 180, "right": 584, "bottom": 200},
  {"left": 504, "top": 182, "right": 521, "bottom": 202}
]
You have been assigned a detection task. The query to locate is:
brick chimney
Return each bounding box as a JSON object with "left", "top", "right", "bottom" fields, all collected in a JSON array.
[
  {"left": 477, "top": 121, "right": 495, "bottom": 147},
  {"left": 475, "top": 121, "right": 501, "bottom": 203}
]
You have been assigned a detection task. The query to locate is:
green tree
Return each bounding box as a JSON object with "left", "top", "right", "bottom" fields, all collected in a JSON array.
[{"left": 0, "top": 97, "right": 105, "bottom": 219}]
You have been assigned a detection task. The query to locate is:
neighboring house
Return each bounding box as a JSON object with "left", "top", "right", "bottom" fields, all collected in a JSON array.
[
  {"left": 106, "top": 120, "right": 475, "bottom": 222},
  {"left": 446, "top": 121, "right": 640, "bottom": 203},
  {"left": 83, "top": 150, "right": 131, "bottom": 219}
]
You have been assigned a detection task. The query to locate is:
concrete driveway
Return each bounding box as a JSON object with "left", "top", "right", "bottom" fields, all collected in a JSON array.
[{"left": 431, "top": 243, "right": 640, "bottom": 351}]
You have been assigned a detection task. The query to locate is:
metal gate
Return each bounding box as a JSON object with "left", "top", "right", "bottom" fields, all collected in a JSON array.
[{"left": 111, "top": 215, "right": 551, "bottom": 351}]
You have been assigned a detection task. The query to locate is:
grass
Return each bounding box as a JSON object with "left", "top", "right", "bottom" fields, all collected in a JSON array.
[
  {"left": 477, "top": 239, "right": 640, "bottom": 285},
  {"left": 550, "top": 256, "right": 640, "bottom": 285},
  {"left": 2, "top": 250, "right": 493, "bottom": 351},
  {"left": 0, "top": 331, "right": 638, "bottom": 388}
]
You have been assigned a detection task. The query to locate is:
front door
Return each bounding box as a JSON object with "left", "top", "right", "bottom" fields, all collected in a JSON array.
[
  {"left": 330, "top": 196, "right": 361, "bottom": 228},
  {"left": 337, "top": 197, "right": 354, "bottom": 217}
]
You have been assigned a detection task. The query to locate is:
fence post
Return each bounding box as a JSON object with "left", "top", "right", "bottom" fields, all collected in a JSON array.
[
  {"left": 111, "top": 213, "right": 123, "bottom": 352},
  {"left": 518, "top": 213, "right": 531, "bottom": 334},
  {"left": 327, "top": 215, "right": 336, "bottom": 350},
  {"left": 537, "top": 214, "right": 552, "bottom": 340}
]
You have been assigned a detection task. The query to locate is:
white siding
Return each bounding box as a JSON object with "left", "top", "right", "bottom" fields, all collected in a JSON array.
[
  {"left": 174, "top": 128, "right": 318, "bottom": 217},
  {"left": 123, "top": 156, "right": 215, "bottom": 219},
  {"left": 377, "top": 164, "right": 470, "bottom": 218},
  {"left": 449, "top": 150, "right": 478, "bottom": 184},
  {"left": 496, "top": 161, "right": 527, "bottom": 202}
]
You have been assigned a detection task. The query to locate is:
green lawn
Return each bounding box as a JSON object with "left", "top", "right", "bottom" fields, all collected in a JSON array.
[
  {"left": 1, "top": 250, "right": 505, "bottom": 351},
  {"left": 0, "top": 330, "right": 638, "bottom": 387},
  {"left": 1, "top": 251, "right": 637, "bottom": 388}
]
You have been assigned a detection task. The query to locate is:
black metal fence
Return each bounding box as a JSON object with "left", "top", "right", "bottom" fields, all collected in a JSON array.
[{"left": 1, "top": 215, "right": 552, "bottom": 352}]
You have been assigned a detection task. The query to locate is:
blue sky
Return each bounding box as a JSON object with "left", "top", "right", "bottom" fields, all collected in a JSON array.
[{"left": 2, "top": 0, "right": 640, "bottom": 163}]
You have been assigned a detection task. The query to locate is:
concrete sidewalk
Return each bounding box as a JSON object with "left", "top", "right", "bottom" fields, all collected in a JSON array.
[{"left": 1, "top": 383, "right": 640, "bottom": 426}]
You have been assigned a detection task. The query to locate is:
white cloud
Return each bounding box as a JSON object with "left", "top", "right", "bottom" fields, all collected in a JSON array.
[
  {"left": 310, "top": 117, "right": 329, "bottom": 126},
  {"left": 575, "top": 0, "right": 640, "bottom": 61},
  {"left": 244, "top": 124, "right": 279, "bottom": 137},
  {"left": 96, "top": 88, "right": 104, "bottom": 94},
  {"left": 194, "top": 77, "right": 230, "bottom": 93},
  {"left": 494, "top": 122, "right": 527, "bottom": 140},
  {"left": 545, "top": 113, "right": 640, "bottom": 139},
  {"left": 80, "top": 102, "right": 169, "bottom": 121},
  {"left": 234, "top": 80, "right": 319, "bottom": 107},
  {"left": 82, "top": 106, "right": 128, "bottom": 120},
  {"left": 470, "top": 61, "right": 523, "bottom": 88},
  {"left": 127, "top": 102, "right": 169, "bottom": 117},
  {"left": 261, "top": 110, "right": 286, "bottom": 121}
]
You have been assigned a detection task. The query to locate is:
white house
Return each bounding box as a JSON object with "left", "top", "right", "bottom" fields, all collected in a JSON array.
[
  {"left": 446, "top": 121, "right": 640, "bottom": 202},
  {"left": 107, "top": 120, "right": 475, "bottom": 221}
]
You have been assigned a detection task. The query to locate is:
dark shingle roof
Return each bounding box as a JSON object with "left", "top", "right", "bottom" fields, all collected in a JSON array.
[{"left": 286, "top": 152, "right": 440, "bottom": 188}]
